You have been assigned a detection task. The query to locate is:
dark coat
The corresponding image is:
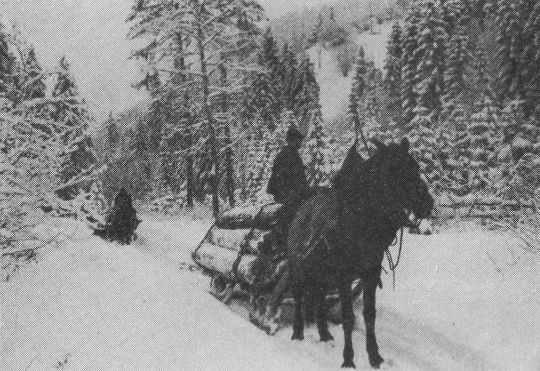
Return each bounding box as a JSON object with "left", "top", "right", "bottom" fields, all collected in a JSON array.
[
  {"left": 105, "top": 189, "right": 140, "bottom": 244},
  {"left": 267, "top": 144, "right": 310, "bottom": 204}
]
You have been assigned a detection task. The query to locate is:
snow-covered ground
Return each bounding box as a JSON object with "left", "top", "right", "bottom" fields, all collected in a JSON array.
[{"left": 3, "top": 214, "right": 540, "bottom": 370}]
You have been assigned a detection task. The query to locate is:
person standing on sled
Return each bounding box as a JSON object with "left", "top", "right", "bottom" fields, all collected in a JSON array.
[{"left": 267, "top": 126, "right": 311, "bottom": 246}]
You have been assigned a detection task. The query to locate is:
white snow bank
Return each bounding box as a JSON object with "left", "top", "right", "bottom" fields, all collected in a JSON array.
[
  {"left": 1, "top": 217, "right": 324, "bottom": 371},
  {"left": 4, "top": 215, "right": 540, "bottom": 370},
  {"left": 378, "top": 231, "right": 540, "bottom": 370}
]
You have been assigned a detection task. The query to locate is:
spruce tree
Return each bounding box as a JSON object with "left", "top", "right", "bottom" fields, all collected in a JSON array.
[
  {"left": 384, "top": 22, "right": 403, "bottom": 125},
  {"left": 105, "top": 112, "right": 120, "bottom": 152},
  {"left": 304, "top": 110, "right": 332, "bottom": 187},
  {"left": 442, "top": 26, "right": 472, "bottom": 119},
  {"left": 278, "top": 43, "right": 298, "bottom": 111},
  {"left": 307, "top": 14, "right": 324, "bottom": 47},
  {"left": 408, "top": 121, "right": 444, "bottom": 195},
  {"left": 52, "top": 57, "right": 97, "bottom": 200},
  {"left": 21, "top": 47, "right": 46, "bottom": 101},
  {"left": 364, "top": 65, "right": 384, "bottom": 128},
  {"left": 0, "top": 22, "right": 15, "bottom": 97},
  {"left": 245, "top": 124, "right": 270, "bottom": 203},
  {"left": 348, "top": 47, "right": 369, "bottom": 128},
  {"left": 293, "top": 56, "right": 321, "bottom": 133},
  {"left": 401, "top": 4, "right": 421, "bottom": 125},
  {"left": 130, "top": 119, "right": 151, "bottom": 179},
  {"left": 522, "top": 1, "right": 540, "bottom": 117},
  {"left": 448, "top": 94, "right": 500, "bottom": 197},
  {"left": 495, "top": 0, "right": 524, "bottom": 103},
  {"left": 413, "top": 0, "right": 448, "bottom": 125},
  {"left": 246, "top": 29, "right": 280, "bottom": 129},
  {"left": 465, "top": 95, "right": 501, "bottom": 196}
]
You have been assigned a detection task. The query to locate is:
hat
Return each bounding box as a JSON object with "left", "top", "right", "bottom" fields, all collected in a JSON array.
[{"left": 286, "top": 126, "right": 304, "bottom": 142}]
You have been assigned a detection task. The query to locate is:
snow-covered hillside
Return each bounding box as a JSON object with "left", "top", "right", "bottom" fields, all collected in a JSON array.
[
  {"left": 308, "top": 23, "right": 392, "bottom": 124},
  {"left": 3, "top": 214, "right": 540, "bottom": 370}
]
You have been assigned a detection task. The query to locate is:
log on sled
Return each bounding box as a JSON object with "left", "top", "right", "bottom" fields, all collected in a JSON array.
[
  {"left": 215, "top": 203, "right": 282, "bottom": 229},
  {"left": 194, "top": 242, "right": 286, "bottom": 287},
  {"left": 192, "top": 202, "right": 364, "bottom": 334}
]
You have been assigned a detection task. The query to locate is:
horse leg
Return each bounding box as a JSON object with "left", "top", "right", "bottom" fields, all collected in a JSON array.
[
  {"left": 339, "top": 280, "right": 355, "bottom": 368},
  {"left": 291, "top": 284, "right": 304, "bottom": 340},
  {"left": 304, "top": 287, "right": 315, "bottom": 325},
  {"left": 363, "top": 273, "right": 384, "bottom": 368},
  {"left": 315, "top": 282, "right": 333, "bottom": 342}
]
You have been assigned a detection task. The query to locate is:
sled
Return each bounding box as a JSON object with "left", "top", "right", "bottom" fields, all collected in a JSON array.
[{"left": 191, "top": 203, "right": 363, "bottom": 331}]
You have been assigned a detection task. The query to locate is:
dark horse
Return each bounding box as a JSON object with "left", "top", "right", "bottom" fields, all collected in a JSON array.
[{"left": 257, "top": 138, "right": 434, "bottom": 368}]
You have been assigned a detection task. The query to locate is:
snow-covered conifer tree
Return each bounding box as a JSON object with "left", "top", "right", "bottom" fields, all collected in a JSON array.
[
  {"left": 401, "top": 3, "right": 421, "bottom": 125},
  {"left": 105, "top": 112, "right": 119, "bottom": 152},
  {"left": 245, "top": 29, "right": 280, "bottom": 129},
  {"left": 442, "top": 26, "right": 472, "bottom": 119},
  {"left": 128, "top": 0, "right": 264, "bottom": 216},
  {"left": 293, "top": 56, "right": 321, "bottom": 133},
  {"left": 348, "top": 47, "right": 369, "bottom": 132},
  {"left": 495, "top": 0, "right": 523, "bottom": 103},
  {"left": 278, "top": 43, "right": 298, "bottom": 111},
  {"left": 408, "top": 117, "right": 444, "bottom": 195},
  {"left": 20, "top": 47, "right": 46, "bottom": 102},
  {"left": 384, "top": 22, "right": 403, "bottom": 125},
  {"left": 304, "top": 110, "right": 333, "bottom": 187},
  {"left": 448, "top": 94, "right": 500, "bottom": 197},
  {"left": 413, "top": 0, "right": 448, "bottom": 125},
  {"left": 0, "top": 22, "right": 15, "bottom": 97},
  {"left": 51, "top": 57, "right": 97, "bottom": 200}
]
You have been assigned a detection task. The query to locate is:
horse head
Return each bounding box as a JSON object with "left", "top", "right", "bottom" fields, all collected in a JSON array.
[{"left": 372, "top": 138, "right": 434, "bottom": 222}]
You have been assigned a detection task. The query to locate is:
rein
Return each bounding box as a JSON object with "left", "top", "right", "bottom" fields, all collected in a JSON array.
[{"left": 385, "top": 226, "right": 404, "bottom": 290}]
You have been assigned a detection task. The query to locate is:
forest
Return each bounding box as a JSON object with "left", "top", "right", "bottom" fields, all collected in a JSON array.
[{"left": 2, "top": 0, "right": 540, "bottom": 258}]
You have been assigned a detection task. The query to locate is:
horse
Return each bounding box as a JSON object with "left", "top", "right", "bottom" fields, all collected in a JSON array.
[{"left": 258, "top": 138, "right": 434, "bottom": 368}]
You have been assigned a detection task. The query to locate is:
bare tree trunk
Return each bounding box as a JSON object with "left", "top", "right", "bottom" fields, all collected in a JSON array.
[
  {"left": 174, "top": 32, "right": 194, "bottom": 209},
  {"left": 185, "top": 119, "right": 194, "bottom": 209},
  {"left": 219, "top": 53, "right": 235, "bottom": 208},
  {"left": 195, "top": 5, "right": 219, "bottom": 218}
]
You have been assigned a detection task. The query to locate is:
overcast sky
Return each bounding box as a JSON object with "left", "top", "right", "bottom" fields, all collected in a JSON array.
[{"left": 0, "top": 0, "right": 334, "bottom": 120}]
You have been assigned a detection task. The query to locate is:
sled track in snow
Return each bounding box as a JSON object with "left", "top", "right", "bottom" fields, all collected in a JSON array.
[
  {"left": 138, "top": 217, "right": 495, "bottom": 370},
  {"left": 210, "top": 290, "right": 492, "bottom": 370}
]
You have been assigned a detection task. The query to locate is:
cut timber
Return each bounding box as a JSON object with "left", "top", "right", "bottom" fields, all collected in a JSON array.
[
  {"left": 194, "top": 242, "right": 245, "bottom": 277},
  {"left": 216, "top": 204, "right": 282, "bottom": 230},
  {"left": 194, "top": 243, "right": 283, "bottom": 287},
  {"left": 207, "top": 228, "right": 269, "bottom": 253}
]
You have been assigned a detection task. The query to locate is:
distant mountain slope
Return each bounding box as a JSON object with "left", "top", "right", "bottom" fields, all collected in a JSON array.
[{"left": 307, "top": 22, "right": 392, "bottom": 125}]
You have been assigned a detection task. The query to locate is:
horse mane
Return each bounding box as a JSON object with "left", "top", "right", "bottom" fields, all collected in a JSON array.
[
  {"left": 333, "top": 143, "right": 367, "bottom": 194},
  {"left": 332, "top": 142, "right": 402, "bottom": 220},
  {"left": 333, "top": 143, "right": 379, "bottom": 203}
]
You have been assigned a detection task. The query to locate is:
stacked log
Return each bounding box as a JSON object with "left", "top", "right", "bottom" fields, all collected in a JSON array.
[
  {"left": 193, "top": 203, "right": 285, "bottom": 288},
  {"left": 207, "top": 228, "right": 269, "bottom": 254},
  {"left": 216, "top": 203, "right": 282, "bottom": 230}
]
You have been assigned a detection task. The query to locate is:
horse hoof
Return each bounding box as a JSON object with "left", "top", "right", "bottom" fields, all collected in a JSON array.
[
  {"left": 291, "top": 332, "right": 304, "bottom": 341},
  {"left": 319, "top": 332, "right": 334, "bottom": 342},
  {"left": 369, "top": 354, "right": 384, "bottom": 369},
  {"left": 341, "top": 360, "right": 356, "bottom": 369}
]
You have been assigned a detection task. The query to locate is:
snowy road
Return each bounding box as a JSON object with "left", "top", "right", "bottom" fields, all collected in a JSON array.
[
  {"left": 3, "top": 215, "right": 540, "bottom": 370},
  {"left": 134, "top": 215, "right": 498, "bottom": 370}
]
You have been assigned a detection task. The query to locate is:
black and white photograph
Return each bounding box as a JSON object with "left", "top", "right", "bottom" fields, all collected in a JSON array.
[{"left": 1, "top": 0, "right": 540, "bottom": 369}]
